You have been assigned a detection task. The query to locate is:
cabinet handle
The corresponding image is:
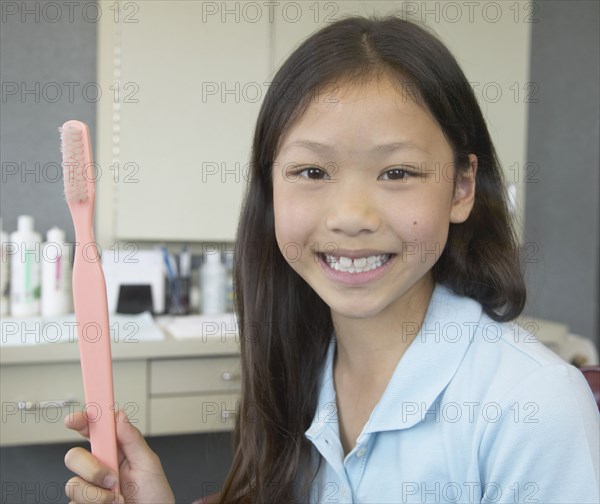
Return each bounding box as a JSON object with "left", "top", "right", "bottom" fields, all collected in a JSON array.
[
  {"left": 221, "top": 409, "right": 237, "bottom": 421},
  {"left": 221, "top": 371, "right": 241, "bottom": 382},
  {"left": 17, "top": 399, "right": 78, "bottom": 411}
]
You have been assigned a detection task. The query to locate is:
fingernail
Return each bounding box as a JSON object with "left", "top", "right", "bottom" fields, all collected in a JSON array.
[
  {"left": 103, "top": 474, "right": 117, "bottom": 489},
  {"left": 112, "top": 497, "right": 125, "bottom": 504}
]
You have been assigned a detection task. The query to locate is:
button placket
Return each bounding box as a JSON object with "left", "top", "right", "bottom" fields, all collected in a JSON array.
[{"left": 344, "top": 439, "right": 370, "bottom": 495}]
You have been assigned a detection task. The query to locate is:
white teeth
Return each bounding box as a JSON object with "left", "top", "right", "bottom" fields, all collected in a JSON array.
[
  {"left": 339, "top": 257, "right": 352, "bottom": 268},
  {"left": 354, "top": 257, "right": 367, "bottom": 268},
  {"left": 323, "top": 253, "right": 392, "bottom": 273}
]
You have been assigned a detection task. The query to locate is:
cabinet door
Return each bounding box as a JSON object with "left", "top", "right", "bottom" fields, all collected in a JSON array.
[
  {"left": 149, "top": 393, "right": 240, "bottom": 435},
  {"left": 99, "top": 2, "right": 271, "bottom": 242},
  {"left": 148, "top": 356, "right": 241, "bottom": 435},
  {"left": 0, "top": 361, "right": 146, "bottom": 446}
]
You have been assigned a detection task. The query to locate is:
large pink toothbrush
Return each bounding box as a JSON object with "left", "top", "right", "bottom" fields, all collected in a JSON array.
[{"left": 60, "top": 120, "right": 119, "bottom": 487}]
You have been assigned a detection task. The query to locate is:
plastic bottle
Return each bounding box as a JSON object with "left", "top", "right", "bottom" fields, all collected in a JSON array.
[
  {"left": 10, "top": 215, "right": 42, "bottom": 316},
  {"left": 41, "top": 227, "right": 73, "bottom": 316},
  {"left": 200, "top": 251, "right": 226, "bottom": 315},
  {"left": 224, "top": 249, "right": 235, "bottom": 313},
  {"left": 0, "top": 219, "right": 9, "bottom": 316}
]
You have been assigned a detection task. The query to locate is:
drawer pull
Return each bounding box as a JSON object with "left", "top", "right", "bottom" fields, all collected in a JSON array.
[
  {"left": 221, "top": 409, "right": 237, "bottom": 421},
  {"left": 17, "top": 399, "right": 78, "bottom": 411},
  {"left": 221, "top": 371, "right": 241, "bottom": 382}
]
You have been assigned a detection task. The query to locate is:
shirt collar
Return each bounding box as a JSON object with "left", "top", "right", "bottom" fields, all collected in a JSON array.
[{"left": 305, "top": 282, "right": 483, "bottom": 439}]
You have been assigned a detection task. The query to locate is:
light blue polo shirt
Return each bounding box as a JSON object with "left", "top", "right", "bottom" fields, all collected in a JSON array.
[{"left": 304, "top": 283, "right": 600, "bottom": 503}]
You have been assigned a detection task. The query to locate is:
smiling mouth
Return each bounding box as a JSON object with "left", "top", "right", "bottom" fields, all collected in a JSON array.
[{"left": 319, "top": 253, "right": 395, "bottom": 273}]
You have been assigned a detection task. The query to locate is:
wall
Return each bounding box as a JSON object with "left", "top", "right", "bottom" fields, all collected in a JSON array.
[
  {"left": 523, "top": 0, "right": 599, "bottom": 343},
  {"left": 0, "top": 0, "right": 97, "bottom": 244}
]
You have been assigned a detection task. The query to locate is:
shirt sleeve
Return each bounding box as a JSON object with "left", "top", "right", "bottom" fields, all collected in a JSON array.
[{"left": 478, "top": 363, "right": 600, "bottom": 504}]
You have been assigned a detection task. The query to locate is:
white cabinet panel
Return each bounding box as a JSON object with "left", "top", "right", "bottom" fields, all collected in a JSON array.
[
  {"left": 149, "top": 393, "right": 239, "bottom": 435},
  {"left": 0, "top": 361, "right": 146, "bottom": 446},
  {"left": 99, "top": 1, "right": 271, "bottom": 242}
]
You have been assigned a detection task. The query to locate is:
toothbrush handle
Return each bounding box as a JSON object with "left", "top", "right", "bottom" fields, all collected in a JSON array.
[{"left": 72, "top": 247, "right": 119, "bottom": 479}]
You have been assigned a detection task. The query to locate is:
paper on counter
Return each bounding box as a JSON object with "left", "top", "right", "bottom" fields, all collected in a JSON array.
[
  {"left": 156, "top": 312, "right": 238, "bottom": 340},
  {"left": 0, "top": 311, "right": 165, "bottom": 346}
]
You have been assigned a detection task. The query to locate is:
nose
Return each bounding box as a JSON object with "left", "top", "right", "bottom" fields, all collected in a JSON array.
[{"left": 324, "top": 181, "right": 380, "bottom": 236}]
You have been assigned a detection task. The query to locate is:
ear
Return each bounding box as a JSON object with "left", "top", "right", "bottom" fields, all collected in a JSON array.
[{"left": 449, "top": 154, "right": 477, "bottom": 224}]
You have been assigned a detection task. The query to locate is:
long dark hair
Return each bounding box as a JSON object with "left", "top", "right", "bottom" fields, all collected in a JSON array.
[{"left": 218, "top": 14, "right": 526, "bottom": 503}]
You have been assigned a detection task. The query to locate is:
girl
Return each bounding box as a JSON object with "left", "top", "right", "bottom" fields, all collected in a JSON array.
[{"left": 64, "top": 14, "right": 600, "bottom": 504}]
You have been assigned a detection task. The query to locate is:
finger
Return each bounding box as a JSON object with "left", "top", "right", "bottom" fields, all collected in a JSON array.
[
  {"left": 64, "top": 447, "right": 119, "bottom": 491},
  {"left": 115, "top": 409, "right": 158, "bottom": 466},
  {"left": 64, "top": 476, "right": 122, "bottom": 504},
  {"left": 64, "top": 411, "right": 90, "bottom": 439}
]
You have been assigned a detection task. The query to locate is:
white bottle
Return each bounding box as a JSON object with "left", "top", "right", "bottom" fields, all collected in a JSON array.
[
  {"left": 224, "top": 249, "right": 235, "bottom": 313},
  {"left": 0, "top": 219, "right": 9, "bottom": 316},
  {"left": 10, "top": 215, "right": 42, "bottom": 316},
  {"left": 41, "top": 227, "right": 73, "bottom": 316},
  {"left": 200, "top": 251, "right": 226, "bottom": 315}
]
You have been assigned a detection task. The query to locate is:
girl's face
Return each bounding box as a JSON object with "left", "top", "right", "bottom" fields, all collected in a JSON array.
[{"left": 272, "top": 76, "right": 476, "bottom": 321}]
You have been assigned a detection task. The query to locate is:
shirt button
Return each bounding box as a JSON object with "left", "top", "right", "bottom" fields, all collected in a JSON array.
[{"left": 356, "top": 447, "right": 367, "bottom": 458}]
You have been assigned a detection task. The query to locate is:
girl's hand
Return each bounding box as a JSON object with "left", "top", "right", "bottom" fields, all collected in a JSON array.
[{"left": 64, "top": 409, "right": 176, "bottom": 504}]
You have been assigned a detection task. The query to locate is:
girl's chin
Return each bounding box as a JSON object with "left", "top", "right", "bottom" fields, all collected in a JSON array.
[{"left": 327, "top": 299, "right": 389, "bottom": 321}]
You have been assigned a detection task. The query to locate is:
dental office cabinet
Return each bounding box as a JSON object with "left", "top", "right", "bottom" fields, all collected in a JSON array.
[
  {"left": 0, "top": 319, "right": 241, "bottom": 446},
  {"left": 2, "top": 312, "right": 596, "bottom": 447}
]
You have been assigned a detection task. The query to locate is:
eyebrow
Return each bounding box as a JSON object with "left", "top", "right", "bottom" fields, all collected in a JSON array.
[{"left": 282, "top": 140, "right": 430, "bottom": 155}]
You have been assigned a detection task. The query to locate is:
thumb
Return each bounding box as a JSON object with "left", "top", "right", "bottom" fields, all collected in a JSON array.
[{"left": 115, "top": 409, "right": 157, "bottom": 467}]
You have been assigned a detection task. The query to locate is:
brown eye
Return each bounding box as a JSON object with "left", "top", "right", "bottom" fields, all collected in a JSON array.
[
  {"left": 383, "top": 168, "right": 408, "bottom": 180},
  {"left": 297, "top": 167, "right": 328, "bottom": 180},
  {"left": 380, "top": 168, "right": 410, "bottom": 181}
]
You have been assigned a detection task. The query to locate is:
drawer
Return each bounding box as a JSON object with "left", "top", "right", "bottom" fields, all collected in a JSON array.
[
  {"left": 1, "top": 360, "right": 147, "bottom": 446},
  {"left": 150, "top": 356, "right": 241, "bottom": 395},
  {"left": 149, "top": 392, "right": 240, "bottom": 435}
]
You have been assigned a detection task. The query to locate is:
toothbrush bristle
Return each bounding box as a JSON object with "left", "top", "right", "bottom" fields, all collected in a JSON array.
[{"left": 60, "top": 123, "right": 89, "bottom": 203}]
